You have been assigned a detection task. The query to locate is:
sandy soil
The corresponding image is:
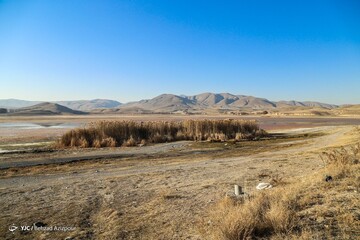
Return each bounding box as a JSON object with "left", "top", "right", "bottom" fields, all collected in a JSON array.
[{"left": 1, "top": 123, "right": 359, "bottom": 239}]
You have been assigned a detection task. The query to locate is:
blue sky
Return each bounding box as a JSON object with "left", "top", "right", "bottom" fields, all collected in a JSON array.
[{"left": 0, "top": 0, "right": 359, "bottom": 104}]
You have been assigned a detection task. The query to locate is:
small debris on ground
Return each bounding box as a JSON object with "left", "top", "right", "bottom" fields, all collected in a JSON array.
[
  {"left": 34, "top": 221, "right": 47, "bottom": 227},
  {"left": 256, "top": 182, "right": 272, "bottom": 190},
  {"left": 325, "top": 175, "right": 333, "bottom": 182}
]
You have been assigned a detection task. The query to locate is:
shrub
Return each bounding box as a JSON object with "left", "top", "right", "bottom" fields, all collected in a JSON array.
[{"left": 207, "top": 190, "right": 297, "bottom": 239}]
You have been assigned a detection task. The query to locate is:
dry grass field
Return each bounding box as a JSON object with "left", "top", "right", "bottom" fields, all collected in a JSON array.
[
  {"left": 0, "top": 114, "right": 359, "bottom": 239},
  {"left": 202, "top": 143, "right": 360, "bottom": 239}
]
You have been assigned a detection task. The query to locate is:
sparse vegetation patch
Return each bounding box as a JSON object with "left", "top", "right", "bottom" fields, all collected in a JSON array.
[{"left": 202, "top": 144, "right": 360, "bottom": 239}]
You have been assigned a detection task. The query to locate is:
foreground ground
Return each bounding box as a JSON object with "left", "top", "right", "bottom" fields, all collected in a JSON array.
[{"left": 0, "top": 116, "right": 359, "bottom": 239}]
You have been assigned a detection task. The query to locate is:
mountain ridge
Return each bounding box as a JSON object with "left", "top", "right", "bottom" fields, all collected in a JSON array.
[
  {"left": 119, "top": 93, "right": 338, "bottom": 113},
  {"left": 0, "top": 93, "right": 339, "bottom": 113}
]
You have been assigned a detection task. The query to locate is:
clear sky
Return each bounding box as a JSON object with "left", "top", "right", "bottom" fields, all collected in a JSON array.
[{"left": 0, "top": 0, "right": 359, "bottom": 104}]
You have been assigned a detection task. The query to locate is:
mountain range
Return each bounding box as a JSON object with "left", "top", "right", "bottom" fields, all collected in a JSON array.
[
  {"left": 0, "top": 93, "right": 339, "bottom": 115},
  {"left": 117, "top": 93, "right": 338, "bottom": 113}
]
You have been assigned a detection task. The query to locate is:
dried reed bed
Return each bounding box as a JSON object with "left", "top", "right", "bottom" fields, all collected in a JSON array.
[
  {"left": 202, "top": 143, "right": 360, "bottom": 239},
  {"left": 57, "top": 119, "right": 266, "bottom": 148}
]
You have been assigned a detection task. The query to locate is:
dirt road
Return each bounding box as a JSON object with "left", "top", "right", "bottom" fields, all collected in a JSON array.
[{"left": 0, "top": 125, "right": 359, "bottom": 239}]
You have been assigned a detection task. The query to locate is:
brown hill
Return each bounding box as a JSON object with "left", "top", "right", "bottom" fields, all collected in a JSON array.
[
  {"left": 119, "top": 94, "right": 196, "bottom": 113},
  {"left": 0, "top": 99, "right": 121, "bottom": 111},
  {"left": 8, "top": 102, "right": 87, "bottom": 116},
  {"left": 332, "top": 104, "right": 360, "bottom": 116},
  {"left": 276, "top": 100, "right": 337, "bottom": 109}
]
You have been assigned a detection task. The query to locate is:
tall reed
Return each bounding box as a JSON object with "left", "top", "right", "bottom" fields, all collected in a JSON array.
[{"left": 58, "top": 119, "right": 266, "bottom": 148}]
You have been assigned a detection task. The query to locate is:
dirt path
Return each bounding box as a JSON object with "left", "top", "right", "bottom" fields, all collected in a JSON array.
[
  {"left": 0, "top": 125, "right": 359, "bottom": 239},
  {"left": 0, "top": 141, "right": 191, "bottom": 169},
  {"left": 268, "top": 125, "right": 353, "bottom": 154}
]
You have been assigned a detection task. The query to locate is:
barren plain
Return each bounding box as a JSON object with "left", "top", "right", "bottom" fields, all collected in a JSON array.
[{"left": 0, "top": 114, "right": 359, "bottom": 239}]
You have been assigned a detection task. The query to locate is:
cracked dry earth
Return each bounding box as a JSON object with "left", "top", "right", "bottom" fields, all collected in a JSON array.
[{"left": 0, "top": 125, "right": 359, "bottom": 240}]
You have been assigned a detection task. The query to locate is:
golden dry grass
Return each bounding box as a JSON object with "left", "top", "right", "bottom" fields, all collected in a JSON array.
[
  {"left": 57, "top": 119, "right": 266, "bottom": 148},
  {"left": 202, "top": 143, "right": 360, "bottom": 239}
]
